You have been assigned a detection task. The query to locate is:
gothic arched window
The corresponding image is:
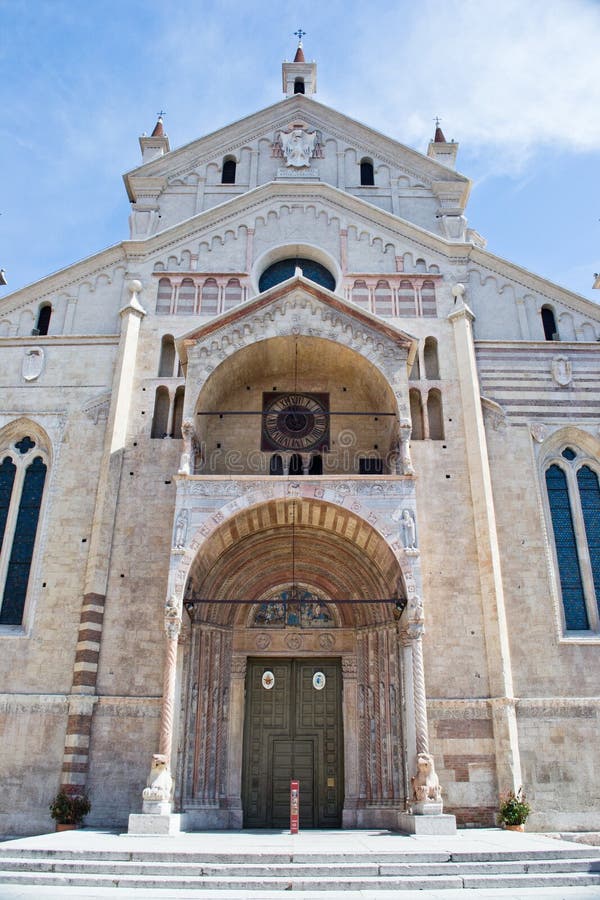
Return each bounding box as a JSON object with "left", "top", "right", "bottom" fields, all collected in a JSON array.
[
  {"left": 545, "top": 447, "right": 600, "bottom": 632},
  {"left": 0, "top": 433, "right": 49, "bottom": 626}
]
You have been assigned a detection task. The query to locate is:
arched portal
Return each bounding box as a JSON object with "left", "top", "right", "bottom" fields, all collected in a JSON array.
[{"left": 178, "top": 497, "right": 410, "bottom": 830}]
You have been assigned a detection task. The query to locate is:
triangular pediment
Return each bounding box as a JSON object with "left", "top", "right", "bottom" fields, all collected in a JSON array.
[
  {"left": 177, "top": 273, "right": 417, "bottom": 367},
  {"left": 124, "top": 94, "right": 469, "bottom": 204}
]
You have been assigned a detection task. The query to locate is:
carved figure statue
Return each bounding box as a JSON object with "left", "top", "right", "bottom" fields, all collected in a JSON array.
[
  {"left": 279, "top": 128, "right": 317, "bottom": 167},
  {"left": 397, "top": 418, "right": 415, "bottom": 476},
  {"left": 174, "top": 509, "right": 188, "bottom": 549},
  {"left": 400, "top": 509, "right": 417, "bottom": 550},
  {"left": 179, "top": 419, "right": 197, "bottom": 475},
  {"left": 411, "top": 752, "right": 442, "bottom": 802},
  {"left": 142, "top": 753, "right": 173, "bottom": 802}
]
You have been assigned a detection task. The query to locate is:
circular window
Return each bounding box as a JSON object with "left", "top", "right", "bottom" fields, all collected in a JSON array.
[{"left": 258, "top": 257, "right": 336, "bottom": 293}]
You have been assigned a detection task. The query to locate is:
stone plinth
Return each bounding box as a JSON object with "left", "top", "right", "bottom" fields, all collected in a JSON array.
[
  {"left": 397, "top": 811, "right": 457, "bottom": 835},
  {"left": 127, "top": 813, "right": 181, "bottom": 835}
]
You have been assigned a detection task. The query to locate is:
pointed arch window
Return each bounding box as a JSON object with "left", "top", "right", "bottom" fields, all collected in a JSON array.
[
  {"left": 0, "top": 434, "right": 49, "bottom": 626},
  {"left": 544, "top": 447, "right": 600, "bottom": 633}
]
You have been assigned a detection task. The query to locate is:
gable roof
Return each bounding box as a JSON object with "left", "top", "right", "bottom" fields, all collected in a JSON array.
[{"left": 123, "top": 94, "right": 469, "bottom": 202}]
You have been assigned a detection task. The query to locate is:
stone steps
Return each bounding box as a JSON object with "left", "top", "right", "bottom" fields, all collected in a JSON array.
[{"left": 0, "top": 843, "right": 599, "bottom": 891}]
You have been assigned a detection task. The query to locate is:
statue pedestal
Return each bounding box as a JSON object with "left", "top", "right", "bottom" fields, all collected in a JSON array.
[
  {"left": 397, "top": 808, "right": 457, "bottom": 835},
  {"left": 128, "top": 801, "right": 181, "bottom": 834},
  {"left": 128, "top": 811, "right": 181, "bottom": 835}
]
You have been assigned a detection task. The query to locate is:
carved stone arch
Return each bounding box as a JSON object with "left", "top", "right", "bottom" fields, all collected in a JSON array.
[
  {"left": 0, "top": 417, "right": 53, "bottom": 463},
  {"left": 173, "top": 489, "right": 415, "bottom": 610},
  {"left": 251, "top": 243, "right": 342, "bottom": 295},
  {"left": 538, "top": 425, "right": 600, "bottom": 468},
  {"left": 467, "top": 268, "right": 498, "bottom": 289}
]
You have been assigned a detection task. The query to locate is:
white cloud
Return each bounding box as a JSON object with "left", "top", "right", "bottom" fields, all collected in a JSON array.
[{"left": 323, "top": 0, "right": 600, "bottom": 172}]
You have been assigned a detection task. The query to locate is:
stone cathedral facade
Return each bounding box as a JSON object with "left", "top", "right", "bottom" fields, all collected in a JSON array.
[{"left": 1, "top": 44, "right": 599, "bottom": 836}]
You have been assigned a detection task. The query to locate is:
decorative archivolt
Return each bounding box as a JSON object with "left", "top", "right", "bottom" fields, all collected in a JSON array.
[
  {"left": 171, "top": 487, "right": 420, "bottom": 605},
  {"left": 188, "top": 293, "right": 409, "bottom": 397}
]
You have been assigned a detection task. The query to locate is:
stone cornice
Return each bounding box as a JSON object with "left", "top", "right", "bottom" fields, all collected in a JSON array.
[
  {"left": 123, "top": 180, "right": 468, "bottom": 265},
  {"left": 0, "top": 334, "right": 120, "bottom": 347},
  {"left": 0, "top": 246, "right": 126, "bottom": 310},
  {"left": 468, "top": 246, "right": 600, "bottom": 320}
]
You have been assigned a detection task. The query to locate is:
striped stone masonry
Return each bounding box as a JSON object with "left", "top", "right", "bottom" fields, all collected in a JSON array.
[{"left": 60, "top": 593, "right": 105, "bottom": 793}]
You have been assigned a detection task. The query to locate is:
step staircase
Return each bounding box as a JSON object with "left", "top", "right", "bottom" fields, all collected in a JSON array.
[{"left": 0, "top": 832, "right": 599, "bottom": 892}]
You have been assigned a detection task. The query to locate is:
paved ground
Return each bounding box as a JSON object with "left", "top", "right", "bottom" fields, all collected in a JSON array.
[
  {"left": 1, "top": 884, "right": 600, "bottom": 899},
  {"left": 0, "top": 828, "right": 599, "bottom": 899},
  {"left": 2, "top": 827, "right": 596, "bottom": 855}
]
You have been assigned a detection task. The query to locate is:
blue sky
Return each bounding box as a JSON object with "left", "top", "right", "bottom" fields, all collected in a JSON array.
[{"left": 1, "top": 0, "right": 599, "bottom": 301}]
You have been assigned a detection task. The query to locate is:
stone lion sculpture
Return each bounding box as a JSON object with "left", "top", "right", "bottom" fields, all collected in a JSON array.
[
  {"left": 411, "top": 752, "right": 442, "bottom": 802},
  {"left": 142, "top": 753, "right": 173, "bottom": 802}
]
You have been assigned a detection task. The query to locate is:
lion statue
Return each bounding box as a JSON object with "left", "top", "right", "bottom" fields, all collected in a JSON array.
[
  {"left": 411, "top": 752, "right": 442, "bottom": 802},
  {"left": 142, "top": 753, "right": 173, "bottom": 802}
]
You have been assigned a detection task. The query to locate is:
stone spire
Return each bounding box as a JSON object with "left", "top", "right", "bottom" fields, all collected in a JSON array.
[
  {"left": 427, "top": 118, "right": 458, "bottom": 170},
  {"left": 282, "top": 30, "right": 317, "bottom": 98},
  {"left": 139, "top": 112, "right": 170, "bottom": 163}
]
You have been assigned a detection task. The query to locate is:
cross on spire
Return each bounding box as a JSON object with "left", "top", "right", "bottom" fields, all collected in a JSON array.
[{"left": 294, "top": 28, "right": 306, "bottom": 44}]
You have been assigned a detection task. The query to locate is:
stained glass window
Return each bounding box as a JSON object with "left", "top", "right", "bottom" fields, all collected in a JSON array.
[
  {"left": 0, "top": 456, "right": 47, "bottom": 625},
  {"left": 577, "top": 466, "right": 600, "bottom": 620},
  {"left": 546, "top": 464, "right": 589, "bottom": 630},
  {"left": 0, "top": 456, "right": 16, "bottom": 552},
  {"left": 259, "top": 258, "right": 335, "bottom": 293}
]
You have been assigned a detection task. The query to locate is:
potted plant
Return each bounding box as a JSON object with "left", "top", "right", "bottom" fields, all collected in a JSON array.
[
  {"left": 497, "top": 786, "right": 531, "bottom": 831},
  {"left": 49, "top": 790, "right": 91, "bottom": 831}
]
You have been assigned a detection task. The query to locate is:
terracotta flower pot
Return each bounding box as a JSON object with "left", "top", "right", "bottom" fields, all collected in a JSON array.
[
  {"left": 504, "top": 823, "right": 525, "bottom": 831},
  {"left": 55, "top": 823, "right": 78, "bottom": 832}
]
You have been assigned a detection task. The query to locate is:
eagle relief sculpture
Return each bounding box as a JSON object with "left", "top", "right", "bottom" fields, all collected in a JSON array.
[{"left": 278, "top": 127, "right": 319, "bottom": 168}]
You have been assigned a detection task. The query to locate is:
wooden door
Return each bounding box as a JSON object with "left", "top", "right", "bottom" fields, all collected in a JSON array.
[{"left": 242, "top": 658, "right": 343, "bottom": 828}]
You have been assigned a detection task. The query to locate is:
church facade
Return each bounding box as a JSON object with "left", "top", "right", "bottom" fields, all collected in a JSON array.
[{"left": 1, "top": 45, "right": 599, "bottom": 836}]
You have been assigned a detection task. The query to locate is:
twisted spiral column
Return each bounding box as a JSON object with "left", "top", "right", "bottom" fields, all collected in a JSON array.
[
  {"left": 411, "top": 636, "right": 429, "bottom": 756},
  {"left": 158, "top": 622, "right": 180, "bottom": 764}
]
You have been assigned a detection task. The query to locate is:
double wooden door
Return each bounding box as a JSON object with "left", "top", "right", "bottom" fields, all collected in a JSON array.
[{"left": 242, "top": 658, "right": 343, "bottom": 828}]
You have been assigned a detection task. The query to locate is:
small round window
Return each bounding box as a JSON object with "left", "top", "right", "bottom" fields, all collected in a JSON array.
[{"left": 259, "top": 257, "right": 336, "bottom": 293}]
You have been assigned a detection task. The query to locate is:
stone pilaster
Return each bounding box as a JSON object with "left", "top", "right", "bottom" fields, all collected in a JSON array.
[
  {"left": 448, "top": 295, "right": 522, "bottom": 794},
  {"left": 59, "top": 280, "right": 146, "bottom": 796}
]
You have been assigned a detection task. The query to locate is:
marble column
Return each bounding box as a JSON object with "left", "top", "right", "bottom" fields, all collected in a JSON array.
[{"left": 128, "top": 595, "right": 182, "bottom": 834}]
